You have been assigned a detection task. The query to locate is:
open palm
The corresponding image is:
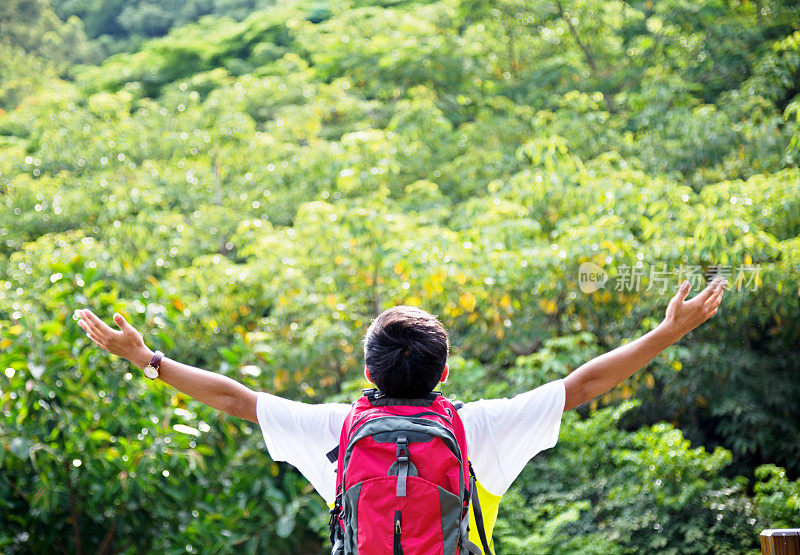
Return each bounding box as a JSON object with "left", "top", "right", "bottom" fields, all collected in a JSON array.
[
  {"left": 78, "top": 309, "right": 148, "bottom": 363},
  {"left": 662, "top": 277, "right": 727, "bottom": 337}
]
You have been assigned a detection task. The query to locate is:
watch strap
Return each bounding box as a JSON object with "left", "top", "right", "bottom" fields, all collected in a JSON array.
[{"left": 148, "top": 350, "right": 164, "bottom": 370}]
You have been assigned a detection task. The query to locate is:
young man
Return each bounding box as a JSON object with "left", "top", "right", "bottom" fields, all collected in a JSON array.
[{"left": 78, "top": 277, "right": 727, "bottom": 550}]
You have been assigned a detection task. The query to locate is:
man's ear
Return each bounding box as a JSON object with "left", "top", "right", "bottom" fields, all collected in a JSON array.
[
  {"left": 440, "top": 363, "right": 449, "bottom": 384},
  {"left": 364, "top": 366, "right": 374, "bottom": 384}
]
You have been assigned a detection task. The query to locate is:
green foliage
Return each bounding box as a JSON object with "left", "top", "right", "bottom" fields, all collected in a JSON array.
[
  {"left": 74, "top": 8, "right": 299, "bottom": 97},
  {"left": 0, "top": 0, "right": 101, "bottom": 110},
  {"left": 494, "top": 402, "right": 781, "bottom": 554},
  {"left": 754, "top": 465, "right": 800, "bottom": 530},
  {"left": 51, "top": 0, "right": 280, "bottom": 46},
  {"left": 2, "top": 0, "right": 800, "bottom": 551},
  {"left": 0, "top": 257, "right": 326, "bottom": 553},
  {"left": 0, "top": 0, "right": 99, "bottom": 63}
]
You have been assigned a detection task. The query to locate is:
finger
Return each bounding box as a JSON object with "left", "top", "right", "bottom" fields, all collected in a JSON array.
[
  {"left": 113, "top": 313, "right": 133, "bottom": 334},
  {"left": 704, "top": 284, "right": 726, "bottom": 312},
  {"left": 85, "top": 329, "right": 108, "bottom": 351},
  {"left": 79, "top": 315, "right": 110, "bottom": 343},
  {"left": 673, "top": 280, "right": 692, "bottom": 303},
  {"left": 78, "top": 315, "right": 101, "bottom": 336},
  {"left": 81, "top": 308, "right": 117, "bottom": 336},
  {"left": 704, "top": 301, "right": 721, "bottom": 320},
  {"left": 710, "top": 278, "right": 727, "bottom": 300},
  {"left": 691, "top": 277, "right": 724, "bottom": 304}
]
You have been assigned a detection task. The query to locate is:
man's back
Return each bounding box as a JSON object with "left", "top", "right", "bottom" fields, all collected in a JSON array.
[{"left": 254, "top": 379, "right": 566, "bottom": 549}]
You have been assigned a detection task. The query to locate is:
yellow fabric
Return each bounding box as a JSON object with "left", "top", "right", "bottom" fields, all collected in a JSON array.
[{"left": 468, "top": 479, "right": 502, "bottom": 551}]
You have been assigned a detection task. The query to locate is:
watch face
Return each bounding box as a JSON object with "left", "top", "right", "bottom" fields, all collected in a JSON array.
[{"left": 143, "top": 365, "right": 158, "bottom": 379}]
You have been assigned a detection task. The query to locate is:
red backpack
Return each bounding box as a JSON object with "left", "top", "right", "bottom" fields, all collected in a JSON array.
[{"left": 327, "top": 388, "right": 492, "bottom": 555}]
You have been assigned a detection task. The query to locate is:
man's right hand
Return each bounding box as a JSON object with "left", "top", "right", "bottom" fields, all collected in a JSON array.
[{"left": 79, "top": 307, "right": 259, "bottom": 422}]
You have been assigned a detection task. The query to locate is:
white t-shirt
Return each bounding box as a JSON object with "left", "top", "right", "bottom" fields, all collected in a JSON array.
[{"left": 255, "top": 379, "right": 566, "bottom": 505}]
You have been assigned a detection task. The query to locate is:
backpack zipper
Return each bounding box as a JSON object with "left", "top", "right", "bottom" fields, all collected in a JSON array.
[{"left": 393, "top": 510, "right": 403, "bottom": 555}]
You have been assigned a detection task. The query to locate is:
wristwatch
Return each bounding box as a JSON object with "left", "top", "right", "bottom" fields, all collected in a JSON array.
[{"left": 142, "top": 350, "right": 164, "bottom": 380}]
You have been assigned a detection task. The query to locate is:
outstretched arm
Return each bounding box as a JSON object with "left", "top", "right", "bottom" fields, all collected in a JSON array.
[
  {"left": 563, "top": 277, "right": 727, "bottom": 412},
  {"left": 78, "top": 309, "right": 258, "bottom": 423}
]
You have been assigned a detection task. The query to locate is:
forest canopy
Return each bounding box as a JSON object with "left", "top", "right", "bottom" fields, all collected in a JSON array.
[{"left": 1, "top": 0, "right": 799, "bottom": 552}]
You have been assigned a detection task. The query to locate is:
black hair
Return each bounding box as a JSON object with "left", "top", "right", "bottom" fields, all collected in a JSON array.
[{"left": 363, "top": 305, "right": 449, "bottom": 398}]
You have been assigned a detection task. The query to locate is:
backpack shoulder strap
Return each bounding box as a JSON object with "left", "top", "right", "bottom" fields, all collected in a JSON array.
[
  {"left": 326, "top": 445, "right": 339, "bottom": 463},
  {"left": 325, "top": 394, "right": 366, "bottom": 464},
  {"left": 365, "top": 388, "right": 441, "bottom": 407},
  {"left": 469, "top": 462, "right": 494, "bottom": 555}
]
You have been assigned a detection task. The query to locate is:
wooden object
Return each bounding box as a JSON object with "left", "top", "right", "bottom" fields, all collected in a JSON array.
[{"left": 761, "top": 529, "right": 800, "bottom": 555}]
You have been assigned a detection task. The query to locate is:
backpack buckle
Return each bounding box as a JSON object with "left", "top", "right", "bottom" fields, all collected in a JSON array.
[
  {"left": 396, "top": 437, "right": 409, "bottom": 462},
  {"left": 362, "top": 388, "right": 386, "bottom": 400},
  {"left": 395, "top": 437, "right": 410, "bottom": 498}
]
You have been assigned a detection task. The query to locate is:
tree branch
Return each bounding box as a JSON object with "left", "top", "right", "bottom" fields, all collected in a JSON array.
[
  {"left": 554, "top": 0, "right": 616, "bottom": 113},
  {"left": 97, "top": 519, "right": 117, "bottom": 555},
  {"left": 64, "top": 460, "right": 83, "bottom": 555},
  {"left": 4, "top": 475, "right": 31, "bottom": 508}
]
